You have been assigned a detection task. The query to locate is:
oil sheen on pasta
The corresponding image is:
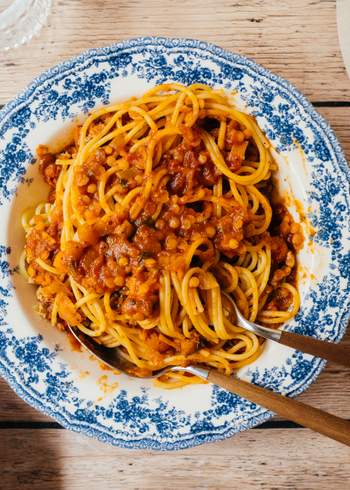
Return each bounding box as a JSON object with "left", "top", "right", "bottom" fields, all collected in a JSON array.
[{"left": 21, "top": 83, "right": 304, "bottom": 388}]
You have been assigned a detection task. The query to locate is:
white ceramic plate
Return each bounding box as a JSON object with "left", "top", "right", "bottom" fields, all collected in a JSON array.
[{"left": 0, "top": 37, "right": 349, "bottom": 450}]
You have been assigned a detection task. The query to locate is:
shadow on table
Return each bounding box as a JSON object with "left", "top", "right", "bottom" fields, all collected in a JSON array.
[{"left": 1, "top": 423, "right": 63, "bottom": 490}]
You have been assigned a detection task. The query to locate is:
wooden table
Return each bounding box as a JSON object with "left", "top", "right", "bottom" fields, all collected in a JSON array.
[{"left": 1, "top": 1, "right": 349, "bottom": 488}]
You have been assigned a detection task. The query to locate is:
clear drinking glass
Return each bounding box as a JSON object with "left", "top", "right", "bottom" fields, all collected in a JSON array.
[{"left": 0, "top": 0, "right": 51, "bottom": 51}]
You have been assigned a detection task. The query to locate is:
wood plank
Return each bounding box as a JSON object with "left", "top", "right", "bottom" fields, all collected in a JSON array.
[
  {"left": 1, "top": 428, "right": 349, "bottom": 489},
  {"left": 0, "top": 0, "right": 349, "bottom": 485},
  {"left": 0, "top": 0, "right": 349, "bottom": 104},
  {"left": 1, "top": 326, "right": 349, "bottom": 422},
  {"left": 0, "top": 106, "right": 348, "bottom": 422}
]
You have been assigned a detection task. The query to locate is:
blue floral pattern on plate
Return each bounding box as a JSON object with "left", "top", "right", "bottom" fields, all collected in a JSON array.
[{"left": 0, "top": 37, "right": 349, "bottom": 450}]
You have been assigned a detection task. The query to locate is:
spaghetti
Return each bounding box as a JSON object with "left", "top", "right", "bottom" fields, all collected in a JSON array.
[{"left": 21, "top": 83, "right": 303, "bottom": 388}]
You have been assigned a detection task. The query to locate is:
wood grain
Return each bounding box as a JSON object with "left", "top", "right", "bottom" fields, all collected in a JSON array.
[
  {"left": 1, "top": 328, "right": 349, "bottom": 423},
  {"left": 0, "top": 0, "right": 349, "bottom": 104},
  {"left": 1, "top": 428, "right": 350, "bottom": 490},
  {"left": 208, "top": 369, "right": 350, "bottom": 446},
  {"left": 0, "top": 0, "right": 350, "bottom": 487},
  {"left": 279, "top": 330, "right": 350, "bottom": 368}
]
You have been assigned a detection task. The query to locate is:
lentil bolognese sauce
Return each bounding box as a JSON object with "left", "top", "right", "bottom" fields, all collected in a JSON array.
[{"left": 21, "top": 83, "right": 303, "bottom": 388}]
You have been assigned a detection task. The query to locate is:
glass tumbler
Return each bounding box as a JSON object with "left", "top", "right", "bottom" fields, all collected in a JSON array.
[{"left": 0, "top": 0, "right": 51, "bottom": 51}]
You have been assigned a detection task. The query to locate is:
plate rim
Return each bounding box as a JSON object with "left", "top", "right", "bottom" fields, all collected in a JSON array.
[{"left": 0, "top": 36, "right": 349, "bottom": 451}]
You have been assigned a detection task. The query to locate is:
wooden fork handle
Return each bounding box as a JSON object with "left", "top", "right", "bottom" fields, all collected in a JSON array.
[
  {"left": 208, "top": 370, "right": 350, "bottom": 447},
  {"left": 279, "top": 331, "right": 350, "bottom": 367}
]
